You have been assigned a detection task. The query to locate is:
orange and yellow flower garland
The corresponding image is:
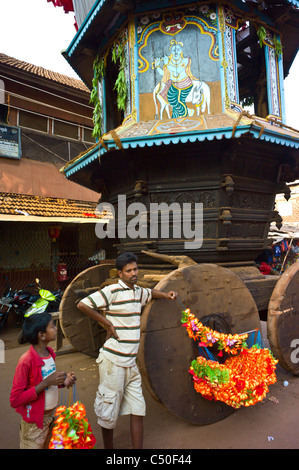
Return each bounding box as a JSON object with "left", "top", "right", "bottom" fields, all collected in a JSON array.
[
  {"left": 181, "top": 309, "right": 278, "bottom": 408},
  {"left": 49, "top": 401, "right": 96, "bottom": 449},
  {"left": 181, "top": 308, "right": 248, "bottom": 355}
]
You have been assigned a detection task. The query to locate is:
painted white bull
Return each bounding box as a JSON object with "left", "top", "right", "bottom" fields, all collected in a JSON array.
[{"left": 153, "top": 79, "right": 211, "bottom": 120}]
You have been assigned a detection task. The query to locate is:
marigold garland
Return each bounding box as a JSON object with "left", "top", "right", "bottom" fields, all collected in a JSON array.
[
  {"left": 49, "top": 401, "right": 96, "bottom": 449},
  {"left": 181, "top": 309, "right": 278, "bottom": 408},
  {"left": 181, "top": 308, "right": 248, "bottom": 355}
]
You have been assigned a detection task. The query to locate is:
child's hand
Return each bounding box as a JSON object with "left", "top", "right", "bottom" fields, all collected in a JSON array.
[
  {"left": 64, "top": 372, "right": 77, "bottom": 388},
  {"left": 36, "top": 371, "right": 67, "bottom": 395},
  {"left": 45, "top": 371, "right": 67, "bottom": 387}
]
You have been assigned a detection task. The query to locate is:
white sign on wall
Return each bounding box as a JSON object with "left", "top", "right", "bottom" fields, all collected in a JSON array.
[{"left": 0, "top": 124, "right": 21, "bottom": 159}]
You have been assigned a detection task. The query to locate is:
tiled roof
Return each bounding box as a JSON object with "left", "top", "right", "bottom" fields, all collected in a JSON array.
[
  {"left": 0, "top": 53, "right": 90, "bottom": 93},
  {"left": 0, "top": 192, "right": 101, "bottom": 219}
]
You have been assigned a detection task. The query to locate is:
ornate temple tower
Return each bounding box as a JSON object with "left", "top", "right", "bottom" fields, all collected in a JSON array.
[
  {"left": 61, "top": 0, "right": 299, "bottom": 264},
  {"left": 57, "top": 3, "right": 299, "bottom": 420}
]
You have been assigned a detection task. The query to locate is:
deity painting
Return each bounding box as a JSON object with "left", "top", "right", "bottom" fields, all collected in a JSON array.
[
  {"left": 152, "top": 39, "right": 210, "bottom": 119},
  {"left": 137, "top": 7, "right": 221, "bottom": 121}
]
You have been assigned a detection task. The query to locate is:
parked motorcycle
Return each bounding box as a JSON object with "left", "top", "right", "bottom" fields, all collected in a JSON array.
[
  {"left": 0, "top": 277, "right": 41, "bottom": 329},
  {"left": 18, "top": 279, "right": 62, "bottom": 344},
  {"left": 11, "top": 284, "right": 39, "bottom": 324},
  {"left": 0, "top": 276, "right": 15, "bottom": 330},
  {"left": 24, "top": 279, "right": 62, "bottom": 317},
  {"left": 0, "top": 276, "right": 62, "bottom": 333}
]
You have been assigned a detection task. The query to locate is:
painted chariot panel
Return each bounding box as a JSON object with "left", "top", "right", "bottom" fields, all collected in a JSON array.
[{"left": 136, "top": 5, "right": 221, "bottom": 121}]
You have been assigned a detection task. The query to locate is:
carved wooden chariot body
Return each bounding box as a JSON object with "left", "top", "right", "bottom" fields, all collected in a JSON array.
[{"left": 60, "top": 0, "right": 299, "bottom": 424}]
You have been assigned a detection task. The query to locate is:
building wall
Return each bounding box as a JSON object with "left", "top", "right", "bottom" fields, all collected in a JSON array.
[
  {"left": 0, "top": 222, "right": 51, "bottom": 269},
  {"left": 0, "top": 57, "right": 99, "bottom": 201},
  {"left": 5, "top": 75, "right": 91, "bottom": 128},
  {"left": 276, "top": 182, "right": 299, "bottom": 226},
  {"left": 0, "top": 157, "right": 99, "bottom": 200},
  {"left": 0, "top": 221, "right": 101, "bottom": 291}
]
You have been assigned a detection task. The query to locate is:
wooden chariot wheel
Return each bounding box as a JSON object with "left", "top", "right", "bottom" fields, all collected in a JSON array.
[
  {"left": 138, "top": 263, "right": 261, "bottom": 425},
  {"left": 267, "top": 262, "right": 299, "bottom": 376},
  {"left": 59, "top": 263, "right": 114, "bottom": 357}
]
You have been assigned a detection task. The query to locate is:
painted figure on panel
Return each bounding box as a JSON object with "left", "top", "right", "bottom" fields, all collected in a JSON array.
[{"left": 153, "top": 39, "right": 211, "bottom": 119}]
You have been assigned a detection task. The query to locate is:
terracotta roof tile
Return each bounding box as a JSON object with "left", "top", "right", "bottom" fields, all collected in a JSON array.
[
  {"left": 0, "top": 53, "right": 90, "bottom": 93},
  {"left": 0, "top": 192, "right": 102, "bottom": 219}
]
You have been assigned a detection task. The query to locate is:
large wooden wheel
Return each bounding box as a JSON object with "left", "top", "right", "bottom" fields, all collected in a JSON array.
[
  {"left": 138, "top": 263, "right": 261, "bottom": 425},
  {"left": 59, "top": 263, "right": 114, "bottom": 357},
  {"left": 267, "top": 262, "right": 299, "bottom": 376}
]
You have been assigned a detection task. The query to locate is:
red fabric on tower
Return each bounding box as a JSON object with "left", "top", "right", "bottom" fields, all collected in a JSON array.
[{"left": 47, "top": 0, "right": 74, "bottom": 13}]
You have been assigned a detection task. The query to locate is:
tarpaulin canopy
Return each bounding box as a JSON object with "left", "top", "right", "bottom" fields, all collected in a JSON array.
[{"left": 269, "top": 223, "right": 299, "bottom": 243}]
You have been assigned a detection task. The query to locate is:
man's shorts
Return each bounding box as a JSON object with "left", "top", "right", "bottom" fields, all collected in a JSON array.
[{"left": 94, "top": 354, "right": 146, "bottom": 429}]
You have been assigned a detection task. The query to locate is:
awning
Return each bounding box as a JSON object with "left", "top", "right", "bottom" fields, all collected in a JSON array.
[{"left": 268, "top": 223, "right": 299, "bottom": 242}]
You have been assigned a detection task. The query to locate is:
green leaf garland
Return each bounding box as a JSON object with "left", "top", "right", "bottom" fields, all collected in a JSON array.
[
  {"left": 90, "top": 56, "right": 105, "bottom": 139},
  {"left": 90, "top": 40, "right": 128, "bottom": 139},
  {"left": 112, "top": 41, "right": 128, "bottom": 113},
  {"left": 191, "top": 359, "right": 230, "bottom": 385},
  {"left": 273, "top": 35, "right": 283, "bottom": 57},
  {"left": 257, "top": 25, "right": 283, "bottom": 57},
  {"left": 257, "top": 26, "right": 267, "bottom": 48}
]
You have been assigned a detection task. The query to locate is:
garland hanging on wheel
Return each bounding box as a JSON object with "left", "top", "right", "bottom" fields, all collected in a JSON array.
[{"left": 181, "top": 309, "right": 278, "bottom": 408}]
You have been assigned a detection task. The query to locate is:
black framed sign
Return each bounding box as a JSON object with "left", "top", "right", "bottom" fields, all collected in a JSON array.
[{"left": 0, "top": 124, "right": 21, "bottom": 159}]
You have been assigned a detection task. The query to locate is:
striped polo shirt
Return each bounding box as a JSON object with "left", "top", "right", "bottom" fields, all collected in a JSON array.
[{"left": 80, "top": 280, "right": 152, "bottom": 367}]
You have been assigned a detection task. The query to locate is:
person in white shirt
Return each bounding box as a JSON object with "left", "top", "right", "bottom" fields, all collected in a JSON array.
[{"left": 77, "top": 252, "right": 177, "bottom": 449}]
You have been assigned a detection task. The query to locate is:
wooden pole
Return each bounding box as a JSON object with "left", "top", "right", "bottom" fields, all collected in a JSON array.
[{"left": 279, "top": 237, "right": 293, "bottom": 274}]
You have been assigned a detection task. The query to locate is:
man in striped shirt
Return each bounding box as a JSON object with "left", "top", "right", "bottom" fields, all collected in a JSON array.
[{"left": 77, "top": 252, "right": 177, "bottom": 449}]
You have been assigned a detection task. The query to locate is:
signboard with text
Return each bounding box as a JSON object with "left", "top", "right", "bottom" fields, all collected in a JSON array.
[{"left": 0, "top": 124, "right": 21, "bottom": 159}]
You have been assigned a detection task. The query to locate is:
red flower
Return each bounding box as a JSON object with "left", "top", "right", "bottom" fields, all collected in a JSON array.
[
  {"left": 204, "top": 395, "right": 216, "bottom": 401},
  {"left": 193, "top": 377, "right": 206, "bottom": 384},
  {"left": 255, "top": 383, "right": 265, "bottom": 396},
  {"left": 235, "top": 379, "right": 245, "bottom": 391},
  {"left": 266, "top": 358, "right": 274, "bottom": 375}
]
